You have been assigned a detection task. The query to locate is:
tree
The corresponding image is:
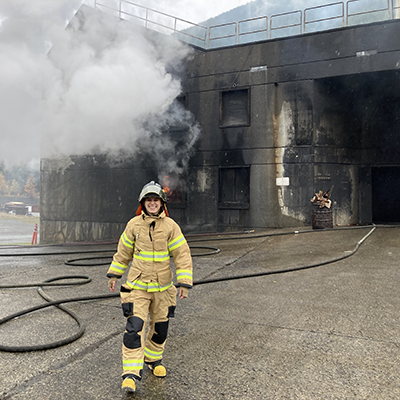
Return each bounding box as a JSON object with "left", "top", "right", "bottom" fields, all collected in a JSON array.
[
  {"left": 0, "top": 172, "right": 8, "bottom": 195},
  {"left": 8, "top": 179, "right": 21, "bottom": 195},
  {"left": 24, "top": 174, "right": 38, "bottom": 198}
]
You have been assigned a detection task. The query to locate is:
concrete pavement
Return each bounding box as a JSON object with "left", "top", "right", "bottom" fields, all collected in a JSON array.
[
  {"left": 0, "top": 215, "right": 39, "bottom": 246},
  {"left": 0, "top": 225, "right": 399, "bottom": 399}
]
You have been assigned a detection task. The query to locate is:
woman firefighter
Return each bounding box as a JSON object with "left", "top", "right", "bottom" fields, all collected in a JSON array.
[{"left": 107, "top": 181, "right": 193, "bottom": 393}]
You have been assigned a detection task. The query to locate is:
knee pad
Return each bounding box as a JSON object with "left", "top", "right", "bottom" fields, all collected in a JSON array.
[
  {"left": 122, "top": 302, "right": 133, "bottom": 318},
  {"left": 120, "top": 286, "right": 133, "bottom": 317},
  {"left": 123, "top": 316, "right": 144, "bottom": 349},
  {"left": 151, "top": 320, "right": 169, "bottom": 345}
]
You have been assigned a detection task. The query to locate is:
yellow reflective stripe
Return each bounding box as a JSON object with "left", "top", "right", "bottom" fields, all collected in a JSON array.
[
  {"left": 127, "top": 279, "right": 173, "bottom": 292},
  {"left": 123, "top": 359, "right": 144, "bottom": 371},
  {"left": 109, "top": 261, "right": 127, "bottom": 274},
  {"left": 144, "top": 347, "right": 163, "bottom": 359},
  {"left": 176, "top": 269, "right": 193, "bottom": 280},
  {"left": 134, "top": 253, "right": 154, "bottom": 261},
  {"left": 134, "top": 251, "right": 169, "bottom": 262},
  {"left": 168, "top": 234, "right": 186, "bottom": 251},
  {"left": 137, "top": 250, "right": 169, "bottom": 256},
  {"left": 121, "top": 231, "right": 134, "bottom": 249},
  {"left": 126, "top": 279, "right": 149, "bottom": 290}
]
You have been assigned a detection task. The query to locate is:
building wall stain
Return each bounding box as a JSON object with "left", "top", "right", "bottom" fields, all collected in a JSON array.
[{"left": 41, "top": 15, "right": 400, "bottom": 242}]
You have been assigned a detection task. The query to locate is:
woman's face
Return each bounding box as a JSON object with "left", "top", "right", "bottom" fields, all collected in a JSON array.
[{"left": 144, "top": 196, "right": 162, "bottom": 216}]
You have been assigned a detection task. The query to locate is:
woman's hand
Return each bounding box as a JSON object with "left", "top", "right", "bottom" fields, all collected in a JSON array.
[{"left": 179, "top": 286, "right": 189, "bottom": 299}]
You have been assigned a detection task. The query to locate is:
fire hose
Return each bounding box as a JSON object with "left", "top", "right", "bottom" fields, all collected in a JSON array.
[{"left": 0, "top": 226, "right": 377, "bottom": 352}]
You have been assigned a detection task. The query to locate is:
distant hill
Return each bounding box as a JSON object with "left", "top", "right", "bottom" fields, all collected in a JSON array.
[{"left": 196, "top": 0, "right": 324, "bottom": 27}]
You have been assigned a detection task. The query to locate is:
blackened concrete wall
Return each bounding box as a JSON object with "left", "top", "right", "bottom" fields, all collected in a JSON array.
[
  {"left": 182, "top": 18, "right": 400, "bottom": 232},
  {"left": 41, "top": 17, "right": 400, "bottom": 243},
  {"left": 40, "top": 153, "right": 161, "bottom": 242}
]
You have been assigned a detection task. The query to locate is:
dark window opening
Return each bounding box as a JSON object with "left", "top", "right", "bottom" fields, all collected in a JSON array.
[
  {"left": 176, "top": 94, "right": 188, "bottom": 109},
  {"left": 372, "top": 167, "right": 400, "bottom": 223},
  {"left": 219, "top": 166, "right": 250, "bottom": 209},
  {"left": 220, "top": 89, "right": 250, "bottom": 127}
]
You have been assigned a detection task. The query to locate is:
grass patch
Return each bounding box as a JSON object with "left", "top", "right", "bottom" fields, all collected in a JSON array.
[{"left": 0, "top": 242, "right": 33, "bottom": 246}]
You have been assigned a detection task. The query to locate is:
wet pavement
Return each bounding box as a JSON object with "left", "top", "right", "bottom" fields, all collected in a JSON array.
[
  {"left": 0, "top": 225, "right": 400, "bottom": 399},
  {"left": 0, "top": 215, "right": 39, "bottom": 246}
]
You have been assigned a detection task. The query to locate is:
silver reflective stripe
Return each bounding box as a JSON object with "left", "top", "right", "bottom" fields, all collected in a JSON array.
[
  {"left": 121, "top": 231, "right": 134, "bottom": 248},
  {"left": 127, "top": 279, "right": 173, "bottom": 292},
  {"left": 123, "top": 360, "right": 143, "bottom": 370}
]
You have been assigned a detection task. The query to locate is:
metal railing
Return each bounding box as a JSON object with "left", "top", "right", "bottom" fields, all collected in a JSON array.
[
  {"left": 94, "top": 0, "right": 207, "bottom": 47},
  {"left": 347, "top": 0, "right": 390, "bottom": 24},
  {"left": 394, "top": 0, "right": 400, "bottom": 17},
  {"left": 270, "top": 10, "right": 302, "bottom": 39},
  {"left": 209, "top": 22, "right": 237, "bottom": 47},
  {"left": 238, "top": 16, "right": 268, "bottom": 44},
  {"left": 304, "top": 2, "right": 344, "bottom": 33},
  {"left": 94, "top": 0, "right": 400, "bottom": 49}
]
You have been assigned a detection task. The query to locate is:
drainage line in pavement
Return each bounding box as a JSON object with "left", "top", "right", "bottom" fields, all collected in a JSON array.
[
  {"left": 193, "top": 226, "right": 376, "bottom": 285},
  {"left": 0, "top": 226, "right": 376, "bottom": 352}
]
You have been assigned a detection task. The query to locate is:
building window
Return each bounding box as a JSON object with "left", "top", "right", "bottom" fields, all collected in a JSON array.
[
  {"left": 176, "top": 94, "right": 188, "bottom": 109},
  {"left": 219, "top": 166, "right": 250, "bottom": 209},
  {"left": 220, "top": 89, "right": 250, "bottom": 127}
]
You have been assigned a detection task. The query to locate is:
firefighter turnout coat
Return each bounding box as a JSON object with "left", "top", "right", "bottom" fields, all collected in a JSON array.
[
  {"left": 107, "top": 210, "right": 193, "bottom": 378},
  {"left": 107, "top": 210, "right": 193, "bottom": 290}
]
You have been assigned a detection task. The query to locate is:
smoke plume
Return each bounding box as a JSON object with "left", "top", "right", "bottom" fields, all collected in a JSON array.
[{"left": 0, "top": 0, "right": 200, "bottom": 177}]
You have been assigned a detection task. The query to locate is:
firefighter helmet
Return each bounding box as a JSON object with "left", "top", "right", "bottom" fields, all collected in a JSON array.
[{"left": 138, "top": 181, "right": 167, "bottom": 203}]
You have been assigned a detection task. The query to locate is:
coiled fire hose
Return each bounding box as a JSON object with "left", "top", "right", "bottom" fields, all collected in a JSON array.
[{"left": 0, "top": 226, "right": 377, "bottom": 352}]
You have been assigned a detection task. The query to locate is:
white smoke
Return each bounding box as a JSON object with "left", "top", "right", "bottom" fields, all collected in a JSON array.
[{"left": 0, "top": 0, "right": 200, "bottom": 176}]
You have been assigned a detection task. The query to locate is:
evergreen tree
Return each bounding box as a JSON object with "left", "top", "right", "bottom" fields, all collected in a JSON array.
[
  {"left": 0, "top": 172, "right": 8, "bottom": 195},
  {"left": 24, "top": 174, "right": 38, "bottom": 198}
]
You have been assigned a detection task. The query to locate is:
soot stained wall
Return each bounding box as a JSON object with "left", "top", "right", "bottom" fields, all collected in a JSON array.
[
  {"left": 40, "top": 156, "right": 154, "bottom": 243},
  {"left": 182, "top": 19, "right": 400, "bottom": 232},
  {"left": 41, "top": 17, "right": 400, "bottom": 243}
]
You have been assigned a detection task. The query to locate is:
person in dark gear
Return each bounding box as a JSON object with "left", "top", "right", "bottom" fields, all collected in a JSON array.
[{"left": 107, "top": 181, "right": 193, "bottom": 393}]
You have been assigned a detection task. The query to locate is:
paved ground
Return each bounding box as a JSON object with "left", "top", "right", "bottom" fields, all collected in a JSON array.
[
  {"left": 0, "top": 215, "right": 40, "bottom": 246},
  {"left": 0, "top": 225, "right": 399, "bottom": 399}
]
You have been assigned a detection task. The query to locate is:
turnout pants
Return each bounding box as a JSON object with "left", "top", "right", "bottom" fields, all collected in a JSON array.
[{"left": 120, "top": 284, "right": 177, "bottom": 379}]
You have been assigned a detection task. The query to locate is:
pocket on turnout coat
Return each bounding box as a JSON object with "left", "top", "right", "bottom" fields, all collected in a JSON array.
[{"left": 157, "top": 268, "right": 173, "bottom": 287}]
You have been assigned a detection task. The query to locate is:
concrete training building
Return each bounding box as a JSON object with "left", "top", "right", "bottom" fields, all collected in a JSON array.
[{"left": 40, "top": 4, "right": 400, "bottom": 243}]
